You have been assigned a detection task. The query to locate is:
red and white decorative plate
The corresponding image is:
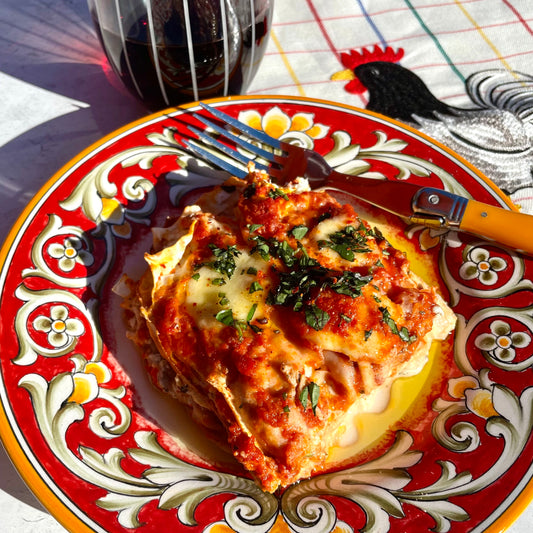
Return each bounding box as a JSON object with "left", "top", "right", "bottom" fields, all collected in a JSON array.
[{"left": 1, "top": 96, "right": 533, "bottom": 533}]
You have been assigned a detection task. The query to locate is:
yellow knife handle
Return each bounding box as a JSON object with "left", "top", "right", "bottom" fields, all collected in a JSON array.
[{"left": 460, "top": 199, "right": 533, "bottom": 255}]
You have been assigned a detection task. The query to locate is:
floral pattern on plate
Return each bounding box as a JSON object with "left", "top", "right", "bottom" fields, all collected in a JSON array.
[{"left": 1, "top": 97, "right": 533, "bottom": 532}]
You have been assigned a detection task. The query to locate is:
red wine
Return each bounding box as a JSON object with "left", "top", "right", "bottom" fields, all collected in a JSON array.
[{"left": 92, "top": 11, "right": 271, "bottom": 110}]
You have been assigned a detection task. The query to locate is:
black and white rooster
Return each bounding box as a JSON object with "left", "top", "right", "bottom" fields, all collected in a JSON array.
[{"left": 333, "top": 46, "right": 533, "bottom": 209}]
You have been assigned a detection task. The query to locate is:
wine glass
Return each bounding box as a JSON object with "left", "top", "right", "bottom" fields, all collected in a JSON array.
[{"left": 87, "top": 0, "right": 274, "bottom": 110}]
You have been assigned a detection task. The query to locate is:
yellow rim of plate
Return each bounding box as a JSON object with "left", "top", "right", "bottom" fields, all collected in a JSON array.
[{"left": 0, "top": 94, "right": 524, "bottom": 532}]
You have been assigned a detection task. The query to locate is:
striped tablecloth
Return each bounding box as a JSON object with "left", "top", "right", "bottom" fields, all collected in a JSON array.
[{"left": 248, "top": 0, "right": 533, "bottom": 212}]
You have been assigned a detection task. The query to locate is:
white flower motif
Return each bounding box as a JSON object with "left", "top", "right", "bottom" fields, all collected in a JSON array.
[
  {"left": 475, "top": 319, "right": 531, "bottom": 362},
  {"left": 48, "top": 237, "right": 94, "bottom": 272},
  {"left": 33, "top": 305, "right": 85, "bottom": 348},
  {"left": 459, "top": 247, "right": 506, "bottom": 286}
]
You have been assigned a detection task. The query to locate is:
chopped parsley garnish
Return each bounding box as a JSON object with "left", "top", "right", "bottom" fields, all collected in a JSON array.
[
  {"left": 277, "top": 240, "right": 297, "bottom": 267},
  {"left": 205, "top": 244, "right": 241, "bottom": 278},
  {"left": 212, "top": 278, "right": 226, "bottom": 286},
  {"left": 318, "top": 224, "right": 371, "bottom": 260},
  {"left": 215, "top": 303, "right": 262, "bottom": 338},
  {"left": 215, "top": 308, "right": 234, "bottom": 326},
  {"left": 379, "top": 307, "right": 417, "bottom": 343},
  {"left": 290, "top": 225, "right": 308, "bottom": 240},
  {"left": 247, "top": 266, "right": 258, "bottom": 275},
  {"left": 305, "top": 304, "right": 330, "bottom": 331},
  {"left": 268, "top": 188, "right": 289, "bottom": 201},
  {"left": 247, "top": 223, "right": 263, "bottom": 233},
  {"left": 267, "top": 266, "right": 328, "bottom": 309},
  {"left": 247, "top": 303, "right": 258, "bottom": 322},
  {"left": 191, "top": 273, "right": 200, "bottom": 281},
  {"left": 249, "top": 234, "right": 271, "bottom": 261},
  {"left": 266, "top": 247, "right": 372, "bottom": 330},
  {"left": 329, "top": 271, "right": 373, "bottom": 298},
  {"left": 247, "top": 223, "right": 375, "bottom": 331},
  {"left": 364, "top": 329, "right": 373, "bottom": 341},
  {"left": 299, "top": 382, "right": 320, "bottom": 415},
  {"left": 215, "top": 308, "right": 247, "bottom": 338},
  {"left": 249, "top": 281, "right": 263, "bottom": 293}
]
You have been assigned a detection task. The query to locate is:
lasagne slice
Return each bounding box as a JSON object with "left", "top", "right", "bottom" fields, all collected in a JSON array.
[{"left": 122, "top": 170, "right": 455, "bottom": 492}]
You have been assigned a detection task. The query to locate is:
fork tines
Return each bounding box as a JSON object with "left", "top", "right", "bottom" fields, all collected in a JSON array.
[
  {"left": 182, "top": 102, "right": 289, "bottom": 181},
  {"left": 199, "top": 102, "right": 283, "bottom": 151}
]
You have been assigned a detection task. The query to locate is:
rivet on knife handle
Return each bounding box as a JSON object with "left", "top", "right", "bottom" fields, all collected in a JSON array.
[
  {"left": 413, "top": 187, "right": 533, "bottom": 255},
  {"left": 412, "top": 188, "right": 468, "bottom": 227}
]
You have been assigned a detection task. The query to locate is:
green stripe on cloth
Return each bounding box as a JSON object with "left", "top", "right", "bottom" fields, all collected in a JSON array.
[{"left": 403, "top": 0, "right": 466, "bottom": 83}]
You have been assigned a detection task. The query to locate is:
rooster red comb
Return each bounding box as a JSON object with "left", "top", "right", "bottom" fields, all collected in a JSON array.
[
  {"left": 341, "top": 45, "right": 404, "bottom": 70},
  {"left": 332, "top": 45, "right": 405, "bottom": 94}
]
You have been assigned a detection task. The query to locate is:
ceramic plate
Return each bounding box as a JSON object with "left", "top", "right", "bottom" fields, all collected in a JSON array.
[{"left": 1, "top": 96, "right": 533, "bottom": 533}]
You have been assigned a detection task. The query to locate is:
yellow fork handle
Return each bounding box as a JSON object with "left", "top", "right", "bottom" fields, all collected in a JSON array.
[{"left": 459, "top": 200, "right": 533, "bottom": 255}]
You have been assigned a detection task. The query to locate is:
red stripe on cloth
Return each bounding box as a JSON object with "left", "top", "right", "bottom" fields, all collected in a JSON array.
[
  {"left": 502, "top": 0, "right": 533, "bottom": 35},
  {"left": 305, "top": 0, "right": 341, "bottom": 60}
]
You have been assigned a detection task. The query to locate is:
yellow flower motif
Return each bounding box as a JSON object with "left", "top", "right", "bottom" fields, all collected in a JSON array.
[
  {"left": 447, "top": 375, "right": 498, "bottom": 419},
  {"left": 100, "top": 197, "right": 124, "bottom": 224},
  {"left": 99, "top": 197, "right": 132, "bottom": 238},
  {"left": 68, "top": 360, "right": 112, "bottom": 405},
  {"left": 448, "top": 375, "right": 479, "bottom": 399},
  {"left": 417, "top": 227, "right": 449, "bottom": 251},
  {"left": 464, "top": 388, "right": 499, "bottom": 419},
  {"left": 238, "top": 106, "right": 330, "bottom": 144},
  {"left": 69, "top": 372, "right": 99, "bottom": 404}
]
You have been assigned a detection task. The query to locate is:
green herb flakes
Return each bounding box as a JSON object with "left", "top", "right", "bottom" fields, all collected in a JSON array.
[
  {"left": 249, "top": 281, "right": 263, "bottom": 294},
  {"left": 215, "top": 308, "right": 247, "bottom": 339},
  {"left": 246, "top": 303, "right": 258, "bottom": 322},
  {"left": 268, "top": 188, "right": 289, "bottom": 201},
  {"left": 379, "top": 307, "right": 416, "bottom": 343},
  {"left": 290, "top": 225, "right": 309, "bottom": 240},
  {"left": 206, "top": 244, "right": 241, "bottom": 278},
  {"left": 247, "top": 223, "right": 263, "bottom": 233},
  {"left": 305, "top": 304, "right": 330, "bottom": 331},
  {"left": 300, "top": 382, "right": 320, "bottom": 415},
  {"left": 215, "top": 308, "right": 234, "bottom": 326},
  {"left": 319, "top": 224, "right": 371, "bottom": 260},
  {"left": 329, "top": 271, "right": 373, "bottom": 298}
]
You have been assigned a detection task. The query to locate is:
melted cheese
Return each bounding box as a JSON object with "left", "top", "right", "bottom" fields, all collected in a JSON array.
[{"left": 185, "top": 250, "right": 268, "bottom": 326}]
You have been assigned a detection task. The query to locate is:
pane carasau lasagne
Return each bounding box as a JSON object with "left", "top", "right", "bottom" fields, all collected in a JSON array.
[{"left": 122, "top": 169, "right": 456, "bottom": 492}]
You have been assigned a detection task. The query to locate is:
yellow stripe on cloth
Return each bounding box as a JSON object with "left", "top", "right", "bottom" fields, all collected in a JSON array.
[
  {"left": 454, "top": 0, "right": 516, "bottom": 75},
  {"left": 270, "top": 29, "right": 306, "bottom": 97}
]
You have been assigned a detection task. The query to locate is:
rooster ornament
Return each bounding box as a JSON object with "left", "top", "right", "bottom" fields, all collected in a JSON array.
[{"left": 333, "top": 47, "right": 533, "bottom": 211}]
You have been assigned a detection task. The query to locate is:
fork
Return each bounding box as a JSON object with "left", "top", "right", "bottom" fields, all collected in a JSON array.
[{"left": 182, "top": 102, "right": 533, "bottom": 256}]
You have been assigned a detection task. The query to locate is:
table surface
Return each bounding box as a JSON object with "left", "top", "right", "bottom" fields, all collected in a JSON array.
[{"left": 1, "top": 0, "right": 533, "bottom": 531}]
